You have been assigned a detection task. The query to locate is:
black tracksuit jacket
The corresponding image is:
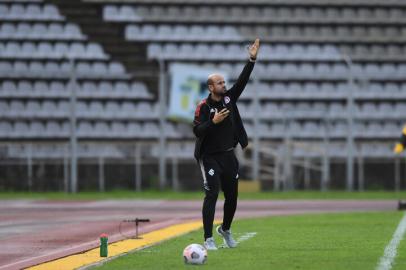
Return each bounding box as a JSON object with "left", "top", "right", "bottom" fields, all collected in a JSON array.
[{"left": 193, "top": 60, "right": 255, "bottom": 160}]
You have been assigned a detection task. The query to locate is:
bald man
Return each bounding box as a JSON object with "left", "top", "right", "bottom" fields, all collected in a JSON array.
[{"left": 193, "top": 39, "right": 260, "bottom": 250}]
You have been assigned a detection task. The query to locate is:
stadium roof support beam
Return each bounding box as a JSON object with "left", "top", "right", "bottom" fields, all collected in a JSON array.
[
  {"left": 158, "top": 58, "right": 167, "bottom": 190},
  {"left": 69, "top": 58, "right": 78, "bottom": 193},
  {"left": 343, "top": 54, "right": 355, "bottom": 192}
]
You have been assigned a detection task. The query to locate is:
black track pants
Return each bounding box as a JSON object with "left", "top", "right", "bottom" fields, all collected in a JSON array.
[{"left": 198, "top": 151, "right": 239, "bottom": 240}]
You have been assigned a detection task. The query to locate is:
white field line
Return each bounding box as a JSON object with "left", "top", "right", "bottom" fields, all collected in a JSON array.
[
  {"left": 236, "top": 232, "right": 257, "bottom": 243},
  {"left": 218, "top": 232, "right": 257, "bottom": 248},
  {"left": 376, "top": 212, "right": 406, "bottom": 270}
]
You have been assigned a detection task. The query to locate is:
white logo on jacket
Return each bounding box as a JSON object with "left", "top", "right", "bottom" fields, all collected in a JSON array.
[
  {"left": 224, "top": 96, "right": 230, "bottom": 104},
  {"left": 208, "top": 169, "right": 214, "bottom": 176}
]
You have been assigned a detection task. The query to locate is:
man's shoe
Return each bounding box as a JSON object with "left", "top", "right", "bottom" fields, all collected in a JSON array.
[
  {"left": 216, "top": 225, "right": 237, "bottom": 248},
  {"left": 204, "top": 237, "right": 218, "bottom": 250}
]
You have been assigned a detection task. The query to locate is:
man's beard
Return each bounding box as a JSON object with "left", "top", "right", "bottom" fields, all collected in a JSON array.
[{"left": 211, "top": 88, "right": 227, "bottom": 97}]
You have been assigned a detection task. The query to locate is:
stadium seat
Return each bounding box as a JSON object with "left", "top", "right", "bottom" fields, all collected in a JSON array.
[
  {"left": 48, "top": 23, "right": 64, "bottom": 39},
  {"left": 166, "top": 6, "right": 181, "bottom": 19},
  {"left": 15, "top": 23, "right": 31, "bottom": 39},
  {"left": 43, "top": 4, "right": 63, "bottom": 20},
  {"left": 178, "top": 44, "right": 195, "bottom": 59},
  {"left": 29, "top": 121, "right": 45, "bottom": 137},
  {"left": 13, "top": 121, "right": 30, "bottom": 138},
  {"left": 38, "top": 42, "right": 58, "bottom": 58},
  {"left": 109, "top": 62, "right": 125, "bottom": 75},
  {"left": 61, "top": 121, "right": 70, "bottom": 136},
  {"left": 41, "top": 101, "right": 58, "bottom": 117},
  {"left": 92, "top": 62, "right": 108, "bottom": 75},
  {"left": 120, "top": 6, "right": 137, "bottom": 21},
  {"left": 381, "top": 64, "right": 397, "bottom": 79},
  {"left": 105, "top": 101, "right": 120, "bottom": 118},
  {"left": 384, "top": 83, "right": 400, "bottom": 96},
  {"left": 132, "top": 82, "right": 151, "bottom": 98},
  {"left": 85, "top": 43, "right": 108, "bottom": 59},
  {"left": 78, "top": 121, "right": 93, "bottom": 137},
  {"left": 331, "top": 63, "right": 348, "bottom": 78},
  {"left": 111, "top": 122, "right": 127, "bottom": 137},
  {"left": 197, "top": 6, "right": 212, "bottom": 19},
  {"left": 270, "top": 122, "right": 284, "bottom": 136},
  {"left": 0, "top": 100, "right": 9, "bottom": 114},
  {"left": 32, "top": 23, "right": 48, "bottom": 39},
  {"left": 0, "top": 4, "right": 7, "bottom": 17},
  {"left": 140, "top": 25, "right": 156, "bottom": 40},
  {"left": 114, "top": 81, "right": 130, "bottom": 96},
  {"left": 8, "top": 100, "right": 24, "bottom": 118},
  {"left": 33, "top": 81, "right": 48, "bottom": 96},
  {"left": 0, "top": 121, "right": 12, "bottom": 138},
  {"left": 125, "top": 25, "right": 140, "bottom": 40},
  {"left": 378, "top": 102, "right": 393, "bottom": 117},
  {"left": 9, "top": 4, "right": 25, "bottom": 20},
  {"left": 172, "top": 25, "right": 188, "bottom": 40},
  {"left": 13, "top": 61, "right": 30, "bottom": 76},
  {"left": 103, "top": 5, "right": 118, "bottom": 20},
  {"left": 206, "top": 25, "right": 222, "bottom": 40},
  {"left": 122, "top": 101, "right": 137, "bottom": 117},
  {"left": 0, "top": 23, "right": 15, "bottom": 38},
  {"left": 136, "top": 102, "right": 154, "bottom": 118},
  {"left": 127, "top": 122, "right": 142, "bottom": 136},
  {"left": 164, "top": 122, "right": 178, "bottom": 138},
  {"left": 358, "top": 8, "right": 373, "bottom": 21},
  {"left": 56, "top": 101, "right": 69, "bottom": 117},
  {"left": 389, "top": 9, "right": 403, "bottom": 20},
  {"left": 69, "top": 43, "right": 87, "bottom": 58},
  {"left": 73, "top": 61, "right": 88, "bottom": 76},
  {"left": 142, "top": 122, "right": 159, "bottom": 137},
  {"left": 18, "top": 80, "right": 33, "bottom": 96},
  {"left": 397, "top": 64, "right": 406, "bottom": 78},
  {"left": 370, "top": 44, "right": 385, "bottom": 56},
  {"left": 0, "top": 61, "right": 13, "bottom": 76},
  {"left": 64, "top": 24, "right": 84, "bottom": 39},
  {"left": 2, "top": 42, "right": 19, "bottom": 58},
  {"left": 282, "top": 63, "right": 298, "bottom": 78},
  {"left": 156, "top": 24, "right": 171, "bottom": 40},
  {"left": 99, "top": 81, "right": 114, "bottom": 94},
  {"left": 386, "top": 45, "right": 402, "bottom": 58},
  {"left": 395, "top": 103, "right": 406, "bottom": 117},
  {"left": 89, "top": 101, "right": 105, "bottom": 118},
  {"left": 267, "top": 63, "right": 283, "bottom": 77},
  {"left": 94, "top": 121, "right": 110, "bottom": 137},
  {"left": 50, "top": 81, "right": 66, "bottom": 97}
]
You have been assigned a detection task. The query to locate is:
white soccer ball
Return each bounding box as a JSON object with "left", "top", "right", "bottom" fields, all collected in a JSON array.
[{"left": 183, "top": 243, "right": 207, "bottom": 265}]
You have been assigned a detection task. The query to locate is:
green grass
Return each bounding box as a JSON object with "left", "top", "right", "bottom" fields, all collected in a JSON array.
[
  {"left": 0, "top": 190, "right": 406, "bottom": 201},
  {"left": 90, "top": 211, "right": 406, "bottom": 270}
]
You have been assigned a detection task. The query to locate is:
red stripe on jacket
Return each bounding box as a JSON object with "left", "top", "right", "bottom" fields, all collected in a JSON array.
[{"left": 194, "top": 99, "right": 207, "bottom": 122}]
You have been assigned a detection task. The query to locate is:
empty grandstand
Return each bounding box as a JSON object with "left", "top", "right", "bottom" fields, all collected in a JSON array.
[{"left": 1, "top": 0, "right": 405, "bottom": 191}]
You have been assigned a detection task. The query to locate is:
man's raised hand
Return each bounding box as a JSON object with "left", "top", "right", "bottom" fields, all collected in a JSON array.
[{"left": 248, "top": 38, "right": 260, "bottom": 59}]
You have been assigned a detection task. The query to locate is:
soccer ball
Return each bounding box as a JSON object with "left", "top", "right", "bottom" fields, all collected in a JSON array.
[{"left": 183, "top": 243, "right": 207, "bottom": 265}]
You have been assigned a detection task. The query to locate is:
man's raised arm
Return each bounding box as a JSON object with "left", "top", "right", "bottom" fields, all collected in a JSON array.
[{"left": 228, "top": 38, "right": 260, "bottom": 101}]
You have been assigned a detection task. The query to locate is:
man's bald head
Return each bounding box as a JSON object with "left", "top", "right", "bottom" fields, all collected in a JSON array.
[
  {"left": 207, "top": 73, "right": 226, "bottom": 97},
  {"left": 207, "top": 74, "right": 224, "bottom": 87}
]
